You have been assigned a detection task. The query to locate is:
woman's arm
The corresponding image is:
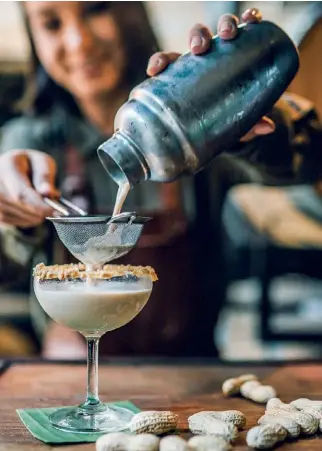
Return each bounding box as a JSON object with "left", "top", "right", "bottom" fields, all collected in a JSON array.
[{"left": 0, "top": 117, "right": 57, "bottom": 290}]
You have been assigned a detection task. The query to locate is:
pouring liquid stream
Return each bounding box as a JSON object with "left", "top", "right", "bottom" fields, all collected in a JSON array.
[
  {"left": 84, "top": 182, "right": 131, "bottom": 277},
  {"left": 107, "top": 181, "right": 131, "bottom": 235},
  {"left": 112, "top": 182, "right": 131, "bottom": 217}
]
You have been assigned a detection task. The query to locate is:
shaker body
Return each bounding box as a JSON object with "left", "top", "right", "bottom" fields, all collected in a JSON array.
[{"left": 98, "top": 21, "right": 299, "bottom": 186}]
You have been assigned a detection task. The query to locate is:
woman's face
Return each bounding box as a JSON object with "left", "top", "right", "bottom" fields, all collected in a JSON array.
[{"left": 25, "top": 1, "right": 126, "bottom": 100}]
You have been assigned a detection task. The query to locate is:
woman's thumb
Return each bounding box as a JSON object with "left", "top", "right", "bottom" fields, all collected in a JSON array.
[{"left": 28, "top": 150, "right": 60, "bottom": 198}]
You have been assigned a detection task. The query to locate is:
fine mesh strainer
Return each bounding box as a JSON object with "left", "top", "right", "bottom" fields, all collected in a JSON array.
[{"left": 48, "top": 212, "right": 150, "bottom": 267}]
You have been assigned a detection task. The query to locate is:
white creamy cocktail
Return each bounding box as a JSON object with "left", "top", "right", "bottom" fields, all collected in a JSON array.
[
  {"left": 33, "top": 263, "right": 157, "bottom": 433},
  {"left": 35, "top": 277, "right": 152, "bottom": 335}
]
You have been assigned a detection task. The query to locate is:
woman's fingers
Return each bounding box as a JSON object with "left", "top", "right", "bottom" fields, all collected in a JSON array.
[
  {"left": 217, "top": 14, "right": 239, "bottom": 40},
  {"left": 241, "top": 8, "right": 263, "bottom": 24},
  {"left": 241, "top": 116, "right": 276, "bottom": 142},
  {"left": 189, "top": 23, "right": 213, "bottom": 54},
  {"left": 147, "top": 8, "right": 270, "bottom": 144},
  {"left": 28, "top": 150, "right": 60, "bottom": 199},
  {"left": 147, "top": 51, "right": 181, "bottom": 76},
  {"left": 0, "top": 192, "right": 45, "bottom": 227},
  {"left": 0, "top": 151, "right": 53, "bottom": 217},
  {"left": 148, "top": 7, "right": 263, "bottom": 77}
]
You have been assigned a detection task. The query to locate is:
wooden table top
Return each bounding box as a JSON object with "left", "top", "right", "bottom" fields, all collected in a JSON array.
[{"left": 1, "top": 359, "right": 322, "bottom": 450}]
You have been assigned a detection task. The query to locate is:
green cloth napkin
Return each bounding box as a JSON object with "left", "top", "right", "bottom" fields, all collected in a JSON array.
[{"left": 17, "top": 400, "right": 140, "bottom": 444}]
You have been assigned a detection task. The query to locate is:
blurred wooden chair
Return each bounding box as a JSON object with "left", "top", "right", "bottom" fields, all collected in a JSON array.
[{"left": 223, "top": 4, "right": 322, "bottom": 343}]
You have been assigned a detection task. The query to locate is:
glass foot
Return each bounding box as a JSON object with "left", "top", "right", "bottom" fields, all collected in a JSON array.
[{"left": 49, "top": 403, "right": 135, "bottom": 433}]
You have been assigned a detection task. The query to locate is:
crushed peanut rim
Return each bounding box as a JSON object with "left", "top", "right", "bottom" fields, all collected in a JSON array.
[{"left": 33, "top": 262, "right": 158, "bottom": 282}]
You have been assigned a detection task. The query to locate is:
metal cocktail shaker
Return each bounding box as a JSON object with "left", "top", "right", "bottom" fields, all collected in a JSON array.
[{"left": 98, "top": 21, "right": 299, "bottom": 187}]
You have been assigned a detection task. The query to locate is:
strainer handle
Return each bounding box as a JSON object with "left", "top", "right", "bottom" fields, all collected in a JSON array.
[
  {"left": 44, "top": 197, "right": 88, "bottom": 216},
  {"left": 108, "top": 212, "right": 137, "bottom": 225}
]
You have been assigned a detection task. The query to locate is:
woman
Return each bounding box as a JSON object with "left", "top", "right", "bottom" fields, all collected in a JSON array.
[{"left": 0, "top": 2, "right": 271, "bottom": 358}]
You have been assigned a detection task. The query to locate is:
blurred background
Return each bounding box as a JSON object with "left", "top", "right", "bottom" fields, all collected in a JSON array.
[{"left": 0, "top": 1, "right": 322, "bottom": 361}]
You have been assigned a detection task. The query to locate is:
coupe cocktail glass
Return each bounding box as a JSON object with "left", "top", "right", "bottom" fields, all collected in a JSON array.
[{"left": 34, "top": 266, "right": 155, "bottom": 433}]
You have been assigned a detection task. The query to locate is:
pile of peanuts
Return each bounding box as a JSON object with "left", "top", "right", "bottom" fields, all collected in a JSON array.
[
  {"left": 247, "top": 397, "right": 322, "bottom": 449},
  {"left": 96, "top": 409, "right": 243, "bottom": 451},
  {"left": 96, "top": 373, "right": 322, "bottom": 450}
]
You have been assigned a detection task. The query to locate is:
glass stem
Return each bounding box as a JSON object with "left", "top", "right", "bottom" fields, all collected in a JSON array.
[{"left": 85, "top": 337, "right": 100, "bottom": 406}]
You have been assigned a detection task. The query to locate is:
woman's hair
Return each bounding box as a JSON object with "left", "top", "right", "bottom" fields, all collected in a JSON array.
[{"left": 21, "top": 2, "right": 160, "bottom": 116}]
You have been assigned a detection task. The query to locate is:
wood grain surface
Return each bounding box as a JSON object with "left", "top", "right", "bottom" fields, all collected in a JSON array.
[{"left": 1, "top": 360, "right": 322, "bottom": 450}]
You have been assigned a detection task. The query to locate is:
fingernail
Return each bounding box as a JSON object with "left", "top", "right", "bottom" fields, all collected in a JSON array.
[
  {"left": 148, "top": 57, "right": 162, "bottom": 71},
  {"left": 257, "top": 123, "right": 275, "bottom": 134},
  {"left": 263, "top": 123, "right": 275, "bottom": 132},
  {"left": 220, "top": 20, "right": 233, "bottom": 33},
  {"left": 250, "top": 8, "right": 262, "bottom": 21},
  {"left": 191, "top": 35, "right": 202, "bottom": 50}
]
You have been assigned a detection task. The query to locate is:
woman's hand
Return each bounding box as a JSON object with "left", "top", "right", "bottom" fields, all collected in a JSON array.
[
  {"left": 0, "top": 149, "right": 59, "bottom": 228},
  {"left": 147, "top": 8, "right": 275, "bottom": 142}
]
